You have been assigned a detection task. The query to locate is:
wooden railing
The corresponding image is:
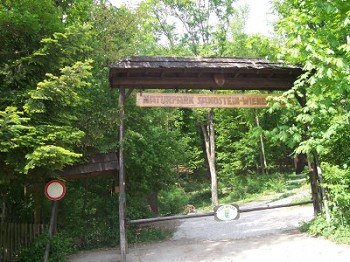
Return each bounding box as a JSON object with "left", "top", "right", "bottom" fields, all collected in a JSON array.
[{"left": 0, "top": 223, "right": 47, "bottom": 261}]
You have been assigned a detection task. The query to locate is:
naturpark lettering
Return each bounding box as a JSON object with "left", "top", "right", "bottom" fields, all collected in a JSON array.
[{"left": 136, "top": 93, "right": 275, "bottom": 108}]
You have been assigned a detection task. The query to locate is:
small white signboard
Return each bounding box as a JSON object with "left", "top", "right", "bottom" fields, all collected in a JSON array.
[{"left": 214, "top": 204, "right": 239, "bottom": 221}]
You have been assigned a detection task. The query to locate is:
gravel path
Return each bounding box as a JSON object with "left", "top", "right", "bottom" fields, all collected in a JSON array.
[
  {"left": 172, "top": 205, "right": 313, "bottom": 241},
  {"left": 173, "top": 191, "right": 313, "bottom": 241},
  {"left": 68, "top": 193, "right": 350, "bottom": 262}
]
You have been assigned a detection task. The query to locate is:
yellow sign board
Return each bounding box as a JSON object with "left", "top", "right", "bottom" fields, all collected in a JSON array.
[{"left": 136, "top": 93, "right": 278, "bottom": 108}]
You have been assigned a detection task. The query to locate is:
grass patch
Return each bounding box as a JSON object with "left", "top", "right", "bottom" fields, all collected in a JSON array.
[
  {"left": 177, "top": 172, "right": 309, "bottom": 212},
  {"left": 220, "top": 172, "right": 308, "bottom": 205},
  {"left": 128, "top": 226, "right": 174, "bottom": 244}
]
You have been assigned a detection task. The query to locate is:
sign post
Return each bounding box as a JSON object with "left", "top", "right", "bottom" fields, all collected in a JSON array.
[{"left": 43, "top": 180, "right": 66, "bottom": 262}]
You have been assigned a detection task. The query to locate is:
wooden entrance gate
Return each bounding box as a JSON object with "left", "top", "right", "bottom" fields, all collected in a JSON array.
[{"left": 109, "top": 56, "right": 322, "bottom": 261}]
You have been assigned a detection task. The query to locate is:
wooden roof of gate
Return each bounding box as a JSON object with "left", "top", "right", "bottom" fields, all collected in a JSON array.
[
  {"left": 61, "top": 152, "right": 118, "bottom": 179},
  {"left": 109, "top": 56, "right": 302, "bottom": 91}
]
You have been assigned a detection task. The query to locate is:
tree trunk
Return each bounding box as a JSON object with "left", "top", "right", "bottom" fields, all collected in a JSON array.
[
  {"left": 306, "top": 154, "right": 322, "bottom": 215},
  {"left": 201, "top": 109, "right": 218, "bottom": 206},
  {"left": 255, "top": 110, "right": 267, "bottom": 174}
]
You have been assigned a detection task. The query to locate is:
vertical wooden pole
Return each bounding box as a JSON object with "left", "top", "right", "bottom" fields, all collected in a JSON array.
[{"left": 118, "top": 87, "right": 127, "bottom": 262}]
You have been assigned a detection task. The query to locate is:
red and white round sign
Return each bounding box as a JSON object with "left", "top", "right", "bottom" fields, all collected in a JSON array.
[{"left": 44, "top": 180, "right": 66, "bottom": 201}]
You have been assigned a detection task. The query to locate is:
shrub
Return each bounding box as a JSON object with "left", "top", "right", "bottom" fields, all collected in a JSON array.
[
  {"left": 17, "top": 233, "right": 75, "bottom": 262},
  {"left": 321, "top": 163, "right": 350, "bottom": 225},
  {"left": 302, "top": 215, "right": 350, "bottom": 245},
  {"left": 223, "top": 172, "right": 288, "bottom": 202},
  {"left": 301, "top": 163, "right": 350, "bottom": 245},
  {"left": 158, "top": 186, "right": 189, "bottom": 215}
]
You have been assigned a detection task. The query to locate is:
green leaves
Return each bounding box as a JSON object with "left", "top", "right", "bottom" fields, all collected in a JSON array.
[
  {"left": 25, "top": 60, "right": 92, "bottom": 123},
  {"left": 0, "top": 60, "right": 93, "bottom": 176},
  {"left": 275, "top": 0, "right": 350, "bottom": 159},
  {"left": 0, "top": 107, "right": 34, "bottom": 152},
  {"left": 124, "top": 105, "right": 190, "bottom": 194},
  {"left": 24, "top": 145, "right": 82, "bottom": 173}
]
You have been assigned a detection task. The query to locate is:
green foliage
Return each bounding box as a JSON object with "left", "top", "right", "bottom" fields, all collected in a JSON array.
[
  {"left": 0, "top": 0, "right": 63, "bottom": 108},
  {"left": 301, "top": 215, "right": 350, "bottom": 245},
  {"left": 25, "top": 61, "right": 92, "bottom": 119},
  {"left": 302, "top": 163, "right": 350, "bottom": 244},
  {"left": 321, "top": 163, "right": 350, "bottom": 225},
  {"left": 274, "top": 0, "right": 350, "bottom": 241},
  {"left": 124, "top": 103, "right": 191, "bottom": 205},
  {"left": 24, "top": 146, "right": 82, "bottom": 174},
  {"left": 0, "top": 107, "right": 33, "bottom": 152},
  {"left": 275, "top": 0, "right": 350, "bottom": 158},
  {"left": 0, "top": 0, "right": 62, "bottom": 64},
  {"left": 17, "top": 232, "right": 75, "bottom": 262},
  {"left": 222, "top": 172, "right": 287, "bottom": 202},
  {"left": 13, "top": 61, "right": 94, "bottom": 174},
  {"left": 31, "top": 24, "right": 94, "bottom": 74},
  {"left": 159, "top": 186, "right": 189, "bottom": 215},
  {"left": 59, "top": 178, "right": 119, "bottom": 249}
]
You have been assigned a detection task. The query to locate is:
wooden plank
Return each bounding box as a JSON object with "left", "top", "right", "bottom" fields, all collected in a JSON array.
[
  {"left": 111, "top": 56, "right": 302, "bottom": 70},
  {"left": 62, "top": 152, "right": 118, "bottom": 179},
  {"left": 0, "top": 223, "right": 3, "bottom": 260},
  {"left": 7, "top": 223, "right": 10, "bottom": 261},
  {"left": 128, "top": 200, "right": 312, "bottom": 225},
  {"left": 136, "top": 93, "right": 280, "bottom": 108},
  {"left": 0, "top": 223, "right": 2, "bottom": 250},
  {"left": 0, "top": 223, "right": 50, "bottom": 261},
  {"left": 22, "top": 224, "right": 26, "bottom": 248},
  {"left": 110, "top": 56, "right": 302, "bottom": 91},
  {"left": 112, "top": 76, "right": 295, "bottom": 90},
  {"left": 29, "top": 223, "right": 33, "bottom": 244},
  {"left": 9, "top": 223, "right": 13, "bottom": 261},
  {"left": 14, "top": 223, "right": 18, "bottom": 258}
]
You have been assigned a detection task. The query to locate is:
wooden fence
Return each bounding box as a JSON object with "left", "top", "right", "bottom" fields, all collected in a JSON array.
[{"left": 0, "top": 223, "right": 47, "bottom": 261}]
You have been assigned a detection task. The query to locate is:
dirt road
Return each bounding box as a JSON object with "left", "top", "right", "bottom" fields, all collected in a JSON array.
[{"left": 68, "top": 195, "right": 350, "bottom": 262}]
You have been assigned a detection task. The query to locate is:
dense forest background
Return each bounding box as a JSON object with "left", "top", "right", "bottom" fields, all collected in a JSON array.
[{"left": 0, "top": 0, "right": 349, "bottom": 259}]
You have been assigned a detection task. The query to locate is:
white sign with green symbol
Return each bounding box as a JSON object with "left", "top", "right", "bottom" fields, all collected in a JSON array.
[{"left": 214, "top": 204, "right": 239, "bottom": 221}]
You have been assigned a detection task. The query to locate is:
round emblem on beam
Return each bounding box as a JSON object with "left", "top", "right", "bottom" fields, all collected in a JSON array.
[{"left": 213, "top": 74, "right": 226, "bottom": 86}]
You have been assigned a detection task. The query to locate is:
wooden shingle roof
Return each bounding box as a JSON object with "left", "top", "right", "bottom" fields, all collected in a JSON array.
[
  {"left": 109, "top": 56, "right": 302, "bottom": 91},
  {"left": 61, "top": 152, "right": 118, "bottom": 179}
]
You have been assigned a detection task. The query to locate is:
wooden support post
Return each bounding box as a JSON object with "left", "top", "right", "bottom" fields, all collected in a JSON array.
[{"left": 118, "top": 87, "right": 127, "bottom": 262}]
